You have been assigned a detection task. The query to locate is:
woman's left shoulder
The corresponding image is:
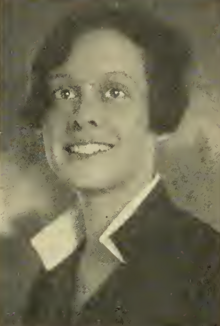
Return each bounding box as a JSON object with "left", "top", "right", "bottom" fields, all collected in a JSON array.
[{"left": 178, "top": 206, "right": 220, "bottom": 264}]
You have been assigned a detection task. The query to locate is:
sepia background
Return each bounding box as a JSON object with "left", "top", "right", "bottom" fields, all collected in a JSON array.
[{"left": 0, "top": 0, "right": 220, "bottom": 320}]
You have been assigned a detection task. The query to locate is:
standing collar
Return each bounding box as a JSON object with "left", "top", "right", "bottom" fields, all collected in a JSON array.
[
  {"left": 99, "top": 173, "right": 161, "bottom": 263},
  {"left": 31, "top": 174, "right": 161, "bottom": 271}
]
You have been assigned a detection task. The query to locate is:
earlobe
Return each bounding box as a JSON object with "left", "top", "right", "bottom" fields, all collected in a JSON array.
[
  {"left": 157, "top": 134, "right": 170, "bottom": 143},
  {"left": 154, "top": 133, "right": 171, "bottom": 158}
]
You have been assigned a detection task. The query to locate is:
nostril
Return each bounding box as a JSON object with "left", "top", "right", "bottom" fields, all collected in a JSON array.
[
  {"left": 73, "top": 120, "right": 82, "bottom": 131},
  {"left": 88, "top": 120, "right": 98, "bottom": 127}
]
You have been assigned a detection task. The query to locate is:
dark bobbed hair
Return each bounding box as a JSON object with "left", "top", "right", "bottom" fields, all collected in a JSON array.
[{"left": 20, "top": 0, "right": 192, "bottom": 135}]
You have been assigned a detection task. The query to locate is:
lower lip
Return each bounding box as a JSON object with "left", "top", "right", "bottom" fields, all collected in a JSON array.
[{"left": 64, "top": 147, "right": 113, "bottom": 159}]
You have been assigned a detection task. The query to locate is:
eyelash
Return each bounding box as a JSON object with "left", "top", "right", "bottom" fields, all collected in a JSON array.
[
  {"left": 52, "top": 86, "right": 80, "bottom": 100},
  {"left": 52, "top": 84, "right": 129, "bottom": 100},
  {"left": 101, "top": 82, "right": 129, "bottom": 100}
]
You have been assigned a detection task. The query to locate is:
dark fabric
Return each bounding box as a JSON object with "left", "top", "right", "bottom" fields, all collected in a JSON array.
[{"left": 22, "top": 181, "right": 220, "bottom": 326}]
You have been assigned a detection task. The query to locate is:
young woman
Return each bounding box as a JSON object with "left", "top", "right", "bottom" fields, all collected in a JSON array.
[{"left": 2, "top": 0, "right": 220, "bottom": 325}]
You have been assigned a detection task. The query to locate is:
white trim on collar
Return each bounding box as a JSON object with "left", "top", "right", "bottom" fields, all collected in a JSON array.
[
  {"left": 31, "top": 210, "right": 80, "bottom": 271},
  {"left": 31, "top": 174, "right": 160, "bottom": 271},
  {"left": 99, "top": 173, "right": 161, "bottom": 263}
]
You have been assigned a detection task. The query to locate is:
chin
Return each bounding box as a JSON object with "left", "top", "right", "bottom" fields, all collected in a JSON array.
[
  {"left": 60, "top": 168, "right": 121, "bottom": 191},
  {"left": 72, "top": 176, "right": 113, "bottom": 191}
]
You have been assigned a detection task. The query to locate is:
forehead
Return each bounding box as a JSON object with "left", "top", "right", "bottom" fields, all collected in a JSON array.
[{"left": 53, "top": 29, "right": 146, "bottom": 85}]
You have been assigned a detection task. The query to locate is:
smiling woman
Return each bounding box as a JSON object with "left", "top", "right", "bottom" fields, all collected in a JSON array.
[
  {"left": 19, "top": 0, "right": 191, "bottom": 192},
  {"left": 3, "top": 0, "right": 220, "bottom": 325},
  {"left": 36, "top": 27, "right": 156, "bottom": 193}
]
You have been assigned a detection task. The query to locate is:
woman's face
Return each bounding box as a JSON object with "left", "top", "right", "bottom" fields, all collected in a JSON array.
[{"left": 42, "top": 28, "right": 155, "bottom": 190}]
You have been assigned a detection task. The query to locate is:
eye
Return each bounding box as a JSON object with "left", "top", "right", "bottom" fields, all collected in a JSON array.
[
  {"left": 53, "top": 87, "right": 77, "bottom": 100},
  {"left": 105, "top": 88, "right": 126, "bottom": 99}
]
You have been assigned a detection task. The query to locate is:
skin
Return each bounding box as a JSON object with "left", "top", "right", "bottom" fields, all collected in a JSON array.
[{"left": 41, "top": 28, "right": 161, "bottom": 239}]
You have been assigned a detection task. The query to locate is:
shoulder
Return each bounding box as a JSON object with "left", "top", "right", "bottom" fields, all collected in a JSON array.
[
  {"left": 157, "top": 182, "right": 220, "bottom": 260},
  {"left": 172, "top": 204, "right": 220, "bottom": 277},
  {"left": 170, "top": 198, "right": 220, "bottom": 249},
  {"left": 155, "top": 184, "right": 220, "bottom": 269},
  {"left": 164, "top": 200, "right": 220, "bottom": 303}
]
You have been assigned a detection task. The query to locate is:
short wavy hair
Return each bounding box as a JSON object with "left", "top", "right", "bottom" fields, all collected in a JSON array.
[{"left": 20, "top": 0, "right": 192, "bottom": 135}]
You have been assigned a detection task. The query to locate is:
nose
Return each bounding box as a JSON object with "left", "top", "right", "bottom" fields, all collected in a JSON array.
[{"left": 71, "top": 85, "right": 102, "bottom": 131}]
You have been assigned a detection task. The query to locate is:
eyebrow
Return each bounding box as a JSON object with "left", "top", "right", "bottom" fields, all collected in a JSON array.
[
  {"left": 105, "top": 71, "right": 134, "bottom": 82},
  {"left": 48, "top": 71, "right": 135, "bottom": 83}
]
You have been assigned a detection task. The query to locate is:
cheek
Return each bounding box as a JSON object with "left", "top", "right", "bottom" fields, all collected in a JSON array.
[
  {"left": 44, "top": 113, "right": 66, "bottom": 143},
  {"left": 43, "top": 129, "right": 59, "bottom": 163},
  {"left": 114, "top": 103, "right": 146, "bottom": 138}
]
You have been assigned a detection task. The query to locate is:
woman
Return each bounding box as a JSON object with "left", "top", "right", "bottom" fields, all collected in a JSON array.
[{"left": 2, "top": 0, "right": 220, "bottom": 325}]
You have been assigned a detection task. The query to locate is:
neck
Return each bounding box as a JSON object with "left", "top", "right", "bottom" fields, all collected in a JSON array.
[{"left": 77, "top": 153, "right": 156, "bottom": 240}]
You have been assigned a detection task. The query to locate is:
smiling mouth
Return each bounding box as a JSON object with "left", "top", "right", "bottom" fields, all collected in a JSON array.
[{"left": 63, "top": 141, "right": 115, "bottom": 156}]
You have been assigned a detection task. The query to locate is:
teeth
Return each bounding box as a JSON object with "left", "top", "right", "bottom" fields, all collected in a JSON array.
[{"left": 71, "top": 144, "right": 110, "bottom": 154}]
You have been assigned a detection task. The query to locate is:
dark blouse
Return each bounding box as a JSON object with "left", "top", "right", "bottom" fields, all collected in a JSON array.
[{"left": 22, "top": 181, "right": 220, "bottom": 326}]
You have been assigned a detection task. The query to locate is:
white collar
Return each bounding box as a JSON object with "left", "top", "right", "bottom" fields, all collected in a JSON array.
[{"left": 31, "top": 174, "right": 161, "bottom": 271}]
